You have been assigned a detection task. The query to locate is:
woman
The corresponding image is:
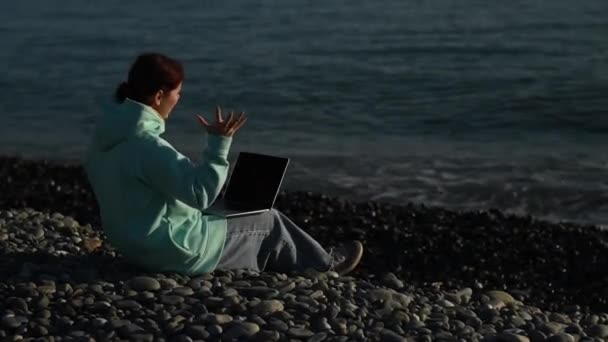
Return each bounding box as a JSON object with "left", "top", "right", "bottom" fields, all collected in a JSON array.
[{"left": 84, "top": 52, "right": 363, "bottom": 276}]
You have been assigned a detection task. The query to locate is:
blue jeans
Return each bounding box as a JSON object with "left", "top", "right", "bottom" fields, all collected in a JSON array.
[{"left": 215, "top": 209, "right": 332, "bottom": 273}]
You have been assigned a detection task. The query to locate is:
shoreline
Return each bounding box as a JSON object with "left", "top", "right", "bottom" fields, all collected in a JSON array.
[
  {"left": 5, "top": 151, "right": 608, "bottom": 228},
  {"left": 1, "top": 155, "right": 608, "bottom": 340}
]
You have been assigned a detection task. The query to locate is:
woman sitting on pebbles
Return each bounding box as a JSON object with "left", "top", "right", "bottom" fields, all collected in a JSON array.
[{"left": 84, "top": 52, "right": 363, "bottom": 276}]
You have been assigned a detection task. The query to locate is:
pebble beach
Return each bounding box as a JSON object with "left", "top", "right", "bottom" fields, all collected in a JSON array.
[{"left": 1, "top": 156, "right": 607, "bottom": 342}]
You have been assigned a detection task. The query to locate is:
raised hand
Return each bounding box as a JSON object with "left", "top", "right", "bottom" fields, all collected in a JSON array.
[{"left": 196, "top": 105, "right": 247, "bottom": 137}]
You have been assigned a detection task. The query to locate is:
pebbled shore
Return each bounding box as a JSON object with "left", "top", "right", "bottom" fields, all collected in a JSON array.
[{"left": 1, "top": 155, "right": 607, "bottom": 341}]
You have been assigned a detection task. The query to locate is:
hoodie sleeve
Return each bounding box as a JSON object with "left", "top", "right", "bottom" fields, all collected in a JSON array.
[{"left": 131, "top": 134, "right": 232, "bottom": 210}]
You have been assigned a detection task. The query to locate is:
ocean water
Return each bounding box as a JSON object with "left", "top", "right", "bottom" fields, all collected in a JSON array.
[{"left": 1, "top": 0, "right": 607, "bottom": 225}]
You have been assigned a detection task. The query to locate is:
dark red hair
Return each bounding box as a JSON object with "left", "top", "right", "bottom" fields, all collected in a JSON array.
[{"left": 115, "top": 53, "right": 184, "bottom": 104}]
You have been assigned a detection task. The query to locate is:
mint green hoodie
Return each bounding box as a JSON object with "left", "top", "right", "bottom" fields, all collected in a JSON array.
[{"left": 84, "top": 98, "right": 231, "bottom": 275}]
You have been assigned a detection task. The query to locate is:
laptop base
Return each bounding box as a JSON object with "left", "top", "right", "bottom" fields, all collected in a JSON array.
[{"left": 204, "top": 201, "right": 270, "bottom": 218}]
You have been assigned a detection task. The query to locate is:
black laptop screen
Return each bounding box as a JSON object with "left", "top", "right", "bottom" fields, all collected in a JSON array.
[{"left": 224, "top": 152, "right": 289, "bottom": 209}]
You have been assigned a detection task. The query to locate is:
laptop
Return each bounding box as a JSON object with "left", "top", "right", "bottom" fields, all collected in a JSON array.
[{"left": 203, "top": 152, "right": 290, "bottom": 218}]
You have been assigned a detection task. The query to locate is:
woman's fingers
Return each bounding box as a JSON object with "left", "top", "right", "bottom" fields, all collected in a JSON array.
[
  {"left": 224, "top": 111, "right": 240, "bottom": 129},
  {"left": 215, "top": 105, "right": 223, "bottom": 123},
  {"left": 234, "top": 112, "right": 247, "bottom": 128},
  {"left": 199, "top": 107, "right": 246, "bottom": 137},
  {"left": 233, "top": 116, "right": 247, "bottom": 132},
  {"left": 228, "top": 113, "right": 247, "bottom": 135},
  {"left": 225, "top": 111, "right": 234, "bottom": 126},
  {"left": 196, "top": 115, "right": 210, "bottom": 127},
  {"left": 225, "top": 112, "right": 245, "bottom": 130}
]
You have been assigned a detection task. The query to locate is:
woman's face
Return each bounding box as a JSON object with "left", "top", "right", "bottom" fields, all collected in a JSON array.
[{"left": 152, "top": 82, "right": 182, "bottom": 120}]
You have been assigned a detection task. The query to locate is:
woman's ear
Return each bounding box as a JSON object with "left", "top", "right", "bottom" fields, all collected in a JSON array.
[{"left": 153, "top": 89, "right": 165, "bottom": 106}]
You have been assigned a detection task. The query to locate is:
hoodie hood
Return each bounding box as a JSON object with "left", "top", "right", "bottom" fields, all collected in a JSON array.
[{"left": 91, "top": 98, "right": 166, "bottom": 152}]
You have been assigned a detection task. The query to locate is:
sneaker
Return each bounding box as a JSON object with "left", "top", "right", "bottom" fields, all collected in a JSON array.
[{"left": 329, "top": 240, "right": 364, "bottom": 275}]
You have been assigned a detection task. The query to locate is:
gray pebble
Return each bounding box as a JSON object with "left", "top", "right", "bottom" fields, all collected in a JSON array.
[
  {"left": 110, "top": 319, "right": 130, "bottom": 329},
  {"left": 31, "top": 325, "right": 48, "bottom": 337},
  {"left": 438, "top": 299, "right": 455, "bottom": 308},
  {"left": 564, "top": 323, "right": 582, "bottom": 334},
  {"left": 540, "top": 322, "right": 566, "bottom": 335},
  {"left": 486, "top": 290, "right": 516, "bottom": 305},
  {"left": 89, "top": 284, "right": 104, "bottom": 294},
  {"left": 370, "top": 289, "right": 413, "bottom": 309},
  {"left": 519, "top": 311, "right": 533, "bottom": 321},
  {"left": 237, "top": 286, "right": 279, "bottom": 299},
  {"left": 127, "top": 276, "right": 161, "bottom": 292},
  {"left": 208, "top": 324, "right": 222, "bottom": 335},
  {"left": 91, "top": 301, "right": 112, "bottom": 313},
  {"left": 39, "top": 309, "right": 51, "bottom": 320},
  {"left": 307, "top": 332, "right": 328, "bottom": 342},
  {"left": 313, "top": 316, "right": 332, "bottom": 331},
  {"left": 159, "top": 278, "right": 178, "bottom": 289},
  {"left": 528, "top": 330, "right": 547, "bottom": 342},
  {"left": 117, "top": 322, "right": 144, "bottom": 336},
  {"left": 160, "top": 295, "right": 184, "bottom": 306},
  {"left": 278, "top": 281, "right": 296, "bottom": 293},
  {"left": 173, "top": 335, "right": 193, "bottom": 342},
  {"left": 230, "top": 280, "right": 252, "bottom": 287},
  {"left": 1, "top": 314, "right": 27, "bottom": 329},
  {"left": 207, "top": 314, "right": 233, "bottom": 325},
  {"left": 382, "top": 273, "right": 404, "bottom": 289},
  {"left": 173, "top": 287, "right": 194, "bottom": 296},
  {"left": 587, "top": 324, "right": 608, "bottom": 338},
  {"left": 458, "top": 325, "right": 476, "bottom": 336},
  {"left": 116, "top": 299, "right": 142, "bottom": 311},
  {"left": 92, "top": 318, "right": 108, "bottom": 328},
  {"left": 6, "top": 297, "right": 29, "bottom": 313},
  {"left": 222, "top": 288, "right": 238, "bottom": 297},
  {"left": 478, "top": 324, "right": 497, "bottom": 335},
  {"left": 254, "top": 299, "right": 284, "bottom": 316},
  {"left": 34, "top": 227, "right": 45, "bottom": 239},
  {"left": 456, "top": 288, "right": 473, "bottom": 303},
  {"left": 288, "top": 327, "right": 315, "bottom": 338},
  {"left": 137, "top": 291, "right": 156, "bottom": 302},
  {"left": 445, "top": 293, "right": 462, "bottom": 305},
  {"left": 333, "top": 337, "right": 350, "bottom": 342},
  {"left": 334, "top": 319, "right": 348, "bottom": 335},
  {"left": 222, "top": 321, "right": 260, "bottom": 340},
  {"left": 498, "top": 332, "right": 530, "bottom": 342},
  {"left": 380, "top": 328, "right": 407, "bottom": 342},
  {"left": 546, "top": 333, "right": 575, "bottom": 342},
  {"left": 549, "top": 313, "right": 571, "bottom": 324},
  {"left": 184, "top": 325, "right": 209, "bottom": 339},
  {"left": 289, "top": 301, "right": 312, "bottom": 312},
  {"left": 272, "top": 310, "right": 294, "bottom": 321},
  {"left": 510, "top": 316, "right": 527, "bottom": 328},
  {"left": 254, "top": 330, "right": 280, "bottom": 342},
  {"left": 310, "top": 290, "right": 325, "bottom": 299},
  {"left": 268, "top": 318, "right": 289, "bottom": 332},
  {"left": 21, "top": 282, "right": 44, "bottom": 297},
  {"left": 582, "top": 315, "right": 599, "bottom": 326},
  {"left": 248, "top": 315, "right": 265, "bottom": 326},
  {"left": 389, "top": 310, "right": 408, "bottom": 324},
  {"left": 131, "top": 333, "right": 154, "bottom": 342},
  {"left": 304, "top": 268, "right": 326, "bottom": 280}
]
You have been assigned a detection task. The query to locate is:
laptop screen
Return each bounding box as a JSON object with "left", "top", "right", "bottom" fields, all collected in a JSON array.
[{"left": 224, "top": 152, "right": 289, "bottom": 209}]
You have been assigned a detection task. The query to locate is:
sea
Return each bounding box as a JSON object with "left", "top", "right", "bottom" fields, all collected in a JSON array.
[{"left": 1, "top": 0, "right": 607, "bottom": 225}]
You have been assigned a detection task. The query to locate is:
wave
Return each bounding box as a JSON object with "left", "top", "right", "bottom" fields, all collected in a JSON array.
[{"left": 280, "top": 153, "right": 608, "bottom": 227}]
